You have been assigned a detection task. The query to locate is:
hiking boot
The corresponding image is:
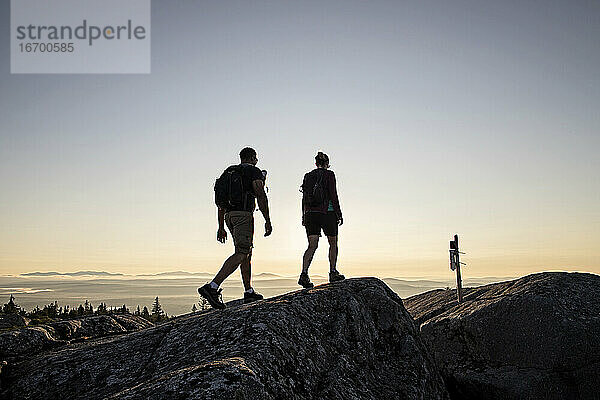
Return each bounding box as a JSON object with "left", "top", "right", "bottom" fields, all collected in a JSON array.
[
  {"left": 329, "top": 270, "right": 345, "bottom": 283},
  {"left": 298, "top": 272, "right": 314, "bottom": 289},
  {"left": 198, "top": 284, "right": 226, "bottom": 310},
  {"left": 243, "top": 290, "right": 264, "bottom": 304}
]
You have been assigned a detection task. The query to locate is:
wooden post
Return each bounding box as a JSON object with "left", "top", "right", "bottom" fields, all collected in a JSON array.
[
  {"left": 449, "top": 234, "right": 464, "bottom": 303},
  {"left": 454, "top": 235, "right": 463, "bottom": 303}
]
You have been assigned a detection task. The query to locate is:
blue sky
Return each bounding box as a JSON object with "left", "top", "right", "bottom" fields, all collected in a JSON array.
[{"left": 0, "top": 0, "right": 598, "bottom": 278}]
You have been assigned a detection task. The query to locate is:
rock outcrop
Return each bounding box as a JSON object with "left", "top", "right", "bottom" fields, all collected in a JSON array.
[
  {"left": 0, "top": 278, "right": 448, "bottom": 400},
  {"left": 0, "top": 314, "right": 30, "bottom": 330},
  {"left": 0, "top": 314, "right": 153, "bottom": 361},
  {"left": 404, "top": 272, "right": 600, "bottom": 400}
]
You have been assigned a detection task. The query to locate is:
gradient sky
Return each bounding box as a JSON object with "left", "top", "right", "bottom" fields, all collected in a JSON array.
[{"left": 1, "top": 0, "right": 599, "bottom": 278}]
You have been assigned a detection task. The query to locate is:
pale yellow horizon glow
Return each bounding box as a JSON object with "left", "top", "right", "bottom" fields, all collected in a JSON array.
[{"left": 1, "top": 181, "right": 598, "bottom": 279}]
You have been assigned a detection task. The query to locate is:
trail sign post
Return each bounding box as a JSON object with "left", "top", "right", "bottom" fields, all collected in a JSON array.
[{"left": 449, "top": 234, "right": 466, "bottom": 303}]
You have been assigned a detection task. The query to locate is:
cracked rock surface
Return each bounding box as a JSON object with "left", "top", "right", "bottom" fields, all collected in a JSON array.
[
  {"left": 0, "top": 314, "right": 154, "bottom": 361},
  {"left": 404, "top": 272, "right": 600, "bottom": 400},
  {"left": 0, "top": 278, "right": 448, "bottom": 400}
]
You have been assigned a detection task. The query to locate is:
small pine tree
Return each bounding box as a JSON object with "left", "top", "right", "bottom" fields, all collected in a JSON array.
[
  {"left": 151, "top": 297, "right": 164, "bottom": 322},
  {"left": 77, "top": 304, "right": 85, "bottom": 316},
  {"left": 135, "top": 305, "right": 141, "bottom": 316},
  {"left": 141, "top": 306, "right": 150, "bottom": 320},
  {"left": 3, "top": 294, "right": 20, "bottom": 314},
  {"left": 46, "top": 301, "right": 58, "bottom": 318},
  {"left": 151, "top": 297, "right": 163, "bottom": 315},
  {"left": 191, "top": 304, "right": 198, "bottom": 313}
]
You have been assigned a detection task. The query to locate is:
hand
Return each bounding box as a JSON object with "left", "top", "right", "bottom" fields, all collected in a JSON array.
[
  {"left": 264, "top": 220, "right": 273, "bottom": 237},
  {"left": 338, "top": 216, "right": 344, "bottom": 226},
  {"left": 217, "top": 227, "right": 227, "bottom": 243}
]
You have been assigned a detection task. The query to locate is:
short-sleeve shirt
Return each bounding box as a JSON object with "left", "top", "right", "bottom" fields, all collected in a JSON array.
[{"left": 229, "top": 163, "right": 264, "bottom": 212}]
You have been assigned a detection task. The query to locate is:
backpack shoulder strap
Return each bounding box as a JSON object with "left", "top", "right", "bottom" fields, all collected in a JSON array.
[{"left": 315, "top": 168, "right": 326, "bottom": 183}]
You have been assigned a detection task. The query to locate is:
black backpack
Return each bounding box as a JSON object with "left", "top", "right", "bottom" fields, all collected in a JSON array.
[
  {"left": 302, "top": 169, "right": 327, "bottom": 207},
  {"left": 214, "top": 165, "right": 248, "bottom": 210}
]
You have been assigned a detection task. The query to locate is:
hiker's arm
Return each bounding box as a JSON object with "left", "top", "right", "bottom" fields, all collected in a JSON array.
[
  {"left": 217, "top": 207, "right": 227, "bottom": 243},
  {"left": 252, "top": 180, "right": 270, "bottom": 221},
  {"left": 301, "top": 195, "right": 306, "bottom": 225},
  {"left": 328, "top": 172, "right": 343, "bottom": 224},
  {"left": 301, "top": 179, "right": 307, "bottom": 225},
  {"left": 252, "top": 179, "right": 272, "bottom": 236}
]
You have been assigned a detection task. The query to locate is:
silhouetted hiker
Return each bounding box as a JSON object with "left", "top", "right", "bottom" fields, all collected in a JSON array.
[
  {"left": 198, "top": 147, "right": 272, "bottom": 309},
  {"left": 298, "top": 151, "right": 344, "bottom": 288}
]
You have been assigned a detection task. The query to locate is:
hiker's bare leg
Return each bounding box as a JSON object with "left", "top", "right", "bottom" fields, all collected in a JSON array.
[
  {"left": 302, "top": 235, "right": 319, "bottom": 274},
  {"left": 240, "top": 252, "right": 252, "bottom": 291},
  {"left": 327, "top": 235, "right": 338, "bottom": 272},
  {"left": 213, "top": 252, "right": 246, "bottom": 285}
]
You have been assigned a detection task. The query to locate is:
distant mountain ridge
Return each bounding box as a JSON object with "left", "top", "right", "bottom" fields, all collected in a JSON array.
[
  {"left": 17, "top": 270, "right": 512, "bottom": 284},
  {"left": 254, "top": 272, "right": 281, "bottom": 278},
  {"left": 135, "top": 271, "right": 212, "bottom": 277},
  {"left": 19, "top": 270, "right": 212, "bottom": 278},
  {"left": 17, "top": 270, "right": 285, "bottom": 279},
  {"left": 21, "top": 271, "right": 124, "bottom": 277}
]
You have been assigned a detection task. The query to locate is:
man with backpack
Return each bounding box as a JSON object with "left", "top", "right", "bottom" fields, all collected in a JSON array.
[
  {"left": 298, "top": 151, "right": 345, "bottom": 289},
  {"left": 198, "top": 147, "right": 272, "bottom": 309}
]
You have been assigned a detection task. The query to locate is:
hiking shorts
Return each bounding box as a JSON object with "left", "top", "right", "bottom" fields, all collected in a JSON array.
[
  {"left": 225, "top": 211, "right": 254, "bottom": 255},
  {"left": 304, "top": 211, "right": 338, "bottom": 237}
]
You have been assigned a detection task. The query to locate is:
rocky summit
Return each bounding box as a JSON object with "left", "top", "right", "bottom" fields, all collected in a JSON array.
[
  {"left": 404, "top": 272, "right": 600, "bottom": 400},
  {"left": 0, "top": 278, "right": 448, "bottom": 400}
]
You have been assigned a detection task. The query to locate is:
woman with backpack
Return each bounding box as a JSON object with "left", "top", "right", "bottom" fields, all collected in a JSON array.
[{"left": 298, "top": 151, "right": 345, "bottom": 289}]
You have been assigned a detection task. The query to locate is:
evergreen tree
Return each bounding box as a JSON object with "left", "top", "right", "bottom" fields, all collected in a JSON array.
[
  {"left": 151, "top": 297, "right": 163, "bottom": 316},
  {"left": 46, "top": 301, "right": 59, "bottom": 318},
  {"left": 141, "top": 306, "right": 150, "bottom": 319},
  {"left": 2, "top": 294, "right": 20, "bottom": 314},
  {"left": 135, "top": 305, "right": 141, "bottom": 316},
  {"left": 191, "top": 304, "right": 198, "bottom": 313},
  {"left": 77, "top": 304, "right": 85, "bottom": 316},
  {"left": 151, "top": 297, "right": 164, "bottom": 322}
]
